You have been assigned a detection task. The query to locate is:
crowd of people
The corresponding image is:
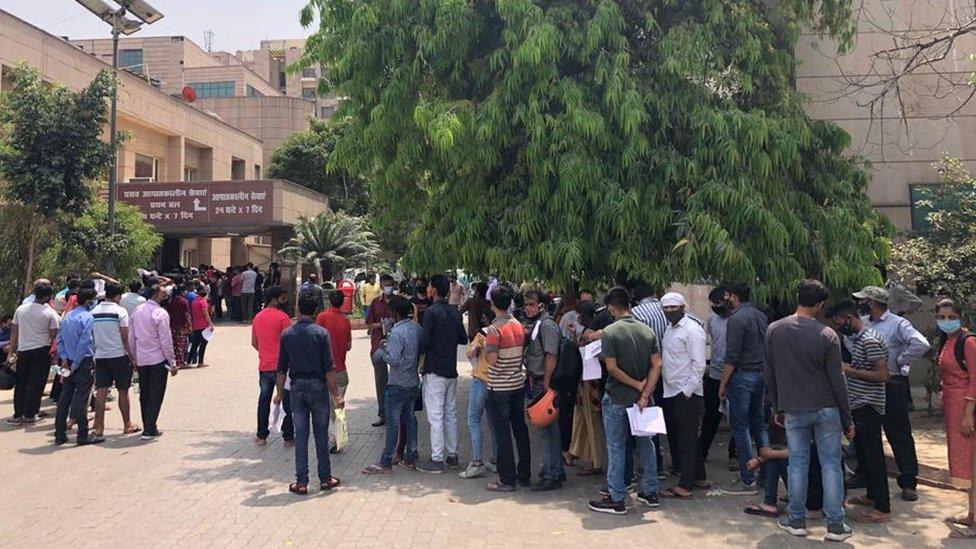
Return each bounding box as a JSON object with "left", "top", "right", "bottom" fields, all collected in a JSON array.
[{"left": 5, "top": 265, "right": 976, "bottom": 541}]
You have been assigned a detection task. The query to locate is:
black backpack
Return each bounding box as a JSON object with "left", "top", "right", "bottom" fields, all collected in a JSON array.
[
  {"left": 550, "top": 337, "right": 583, "bottom": 407},
  {"left": 940, "top": 330, "right": 976, "bottom": 372}
]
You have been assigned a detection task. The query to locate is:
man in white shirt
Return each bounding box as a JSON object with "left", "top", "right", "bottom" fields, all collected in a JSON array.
[
  {"left": 120, "top": 280, "right": 147, "bottom": 316},
  {"left": 7, "top": 282, "right": 60, "bottom": 425},
  {"left": 92, "top": 282, "right": 139, "bottom": 436},
  {"left": 241, "top": 263, "right": 258, "bottom": 322},
  {"left": 660, "top": 292, "right": 708, "bottom": 498}
]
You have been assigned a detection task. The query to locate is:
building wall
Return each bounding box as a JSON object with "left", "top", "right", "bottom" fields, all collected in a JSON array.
[
  {"left": 196, "top": 96, "right": 315, "bottom": 167},
  {"left": 795, "top": 0, "right": 976, "bottom": 230},
  {"left": 183, "top": 65, "right": 280, "bottom": 97}
]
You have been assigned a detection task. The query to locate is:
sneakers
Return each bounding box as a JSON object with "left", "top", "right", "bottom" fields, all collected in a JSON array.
[
  {"left": 825, "top": 522, "right": 854, "bottom": 542},
  {"left": 530, "top": 479, "right": 562, "bottom": 492},
  {"left": 901, "top": 488, "right": 918, "bottom": 502},
  {"left": 416, "top": 460, "right": 445, "bottom": 474},
  {"left": 777, "top": 516, "right": 808, "bottom": 537},
  {"left": 588, "top": 495, "right": 627, "bottom": 515},
  {"left": 635, "top": 492, "right": 661, "bottom": 508},
  {"left": 459, "top": 462, "right": 486, "bottom": 479},
  {"left": 446, "top": 455, "right": 460, "bottom": 470},
  {"left": 5, "top": 416, "right": 23, "bottom": 426},
  {"left": 724, "top": 479, "right": 758, "bottom": 495},
  {"left": 486, "top": 460, "right": 497, "bottom": 473}
]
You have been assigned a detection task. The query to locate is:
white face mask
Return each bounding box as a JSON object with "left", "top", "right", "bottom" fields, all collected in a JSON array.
[{"left": 383, "top": 286, "right": 394, "bottom": 296}]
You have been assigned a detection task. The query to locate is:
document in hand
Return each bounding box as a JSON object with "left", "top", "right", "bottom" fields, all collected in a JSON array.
[
  {"left": 580, "top": 340, "right": 602, "bottom": 381},
  {"left": 627, "top": 405, "right": 666, "bottom": 437},
  {"left": 270, "top": 401, "right": 285, "bottom": 433}
]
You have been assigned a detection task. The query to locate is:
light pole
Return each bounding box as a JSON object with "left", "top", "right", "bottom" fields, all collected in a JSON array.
[{"left": 75, "top": 1, "right": 163, "bottom": 272}]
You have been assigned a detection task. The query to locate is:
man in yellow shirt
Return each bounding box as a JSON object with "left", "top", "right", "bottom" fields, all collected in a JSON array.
[{"left": 360, "top": 274, "right": 380, "bottom": 318}]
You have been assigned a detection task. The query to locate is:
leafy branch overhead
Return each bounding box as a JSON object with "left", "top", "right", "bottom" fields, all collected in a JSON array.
[{"left": 298, "top": 0, "right": 889, "bottom": 299}]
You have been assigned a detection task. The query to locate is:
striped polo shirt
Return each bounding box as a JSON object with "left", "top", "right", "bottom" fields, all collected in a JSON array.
[
  {"left": 848, "top": 327, "right": 888, "bottom": 414},
  {"left": 485, "top": 314, "right": 525, "bottom": 391}
]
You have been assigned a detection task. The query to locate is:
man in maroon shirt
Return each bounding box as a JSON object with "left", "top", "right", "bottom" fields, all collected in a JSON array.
[
  {"left": 316, "top": 291, "right": 352, "bottom": 451},
  {"left": 366, "top": 274, "right": 396, "bottom": 427}
]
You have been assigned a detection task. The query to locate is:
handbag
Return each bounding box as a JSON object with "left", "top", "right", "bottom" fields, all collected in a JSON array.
[{"left": 0, "top": 364, "right": 16, "bottom": 390}]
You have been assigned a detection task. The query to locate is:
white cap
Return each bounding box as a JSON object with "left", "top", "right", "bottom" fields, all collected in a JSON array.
[{"left": 660, "top": 292, "right": 686, "bottom": 308}]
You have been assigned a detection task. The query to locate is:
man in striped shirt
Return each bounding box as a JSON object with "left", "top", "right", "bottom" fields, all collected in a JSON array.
[
  {"left": 829, "top": 300, "right": 891, "bottom": 523},
  {"left": 484, "top": 286, "right": 531, "bottom": 492}
]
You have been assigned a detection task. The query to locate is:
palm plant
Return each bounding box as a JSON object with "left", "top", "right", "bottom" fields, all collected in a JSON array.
[{"left": 277, "top": 211, "right": 381, "bottom": 282}]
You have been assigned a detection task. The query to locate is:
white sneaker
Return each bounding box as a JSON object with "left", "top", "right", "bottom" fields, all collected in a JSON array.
[{"left": 459, "top": 462, "right": 486, "bottom": 479}]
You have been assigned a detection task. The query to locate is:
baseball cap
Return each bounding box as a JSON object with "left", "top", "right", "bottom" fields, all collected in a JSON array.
[{"left": 852, "top": 286, "right": 888, "bottom": 304}]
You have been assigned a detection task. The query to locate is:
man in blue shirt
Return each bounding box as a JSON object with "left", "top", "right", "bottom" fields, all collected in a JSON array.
[{"left": 54, "top": 287, "right": 103, "bottom": 446}]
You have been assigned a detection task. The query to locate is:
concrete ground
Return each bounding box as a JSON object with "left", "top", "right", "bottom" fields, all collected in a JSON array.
[{"left": 0, "top": 323, "right": 970, "bottom": 548}]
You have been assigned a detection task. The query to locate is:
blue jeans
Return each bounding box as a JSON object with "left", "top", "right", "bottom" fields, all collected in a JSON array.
[
  {"left": 532, "top": 382, "right": 564, "bottom": 481},
  {"left": 727, "top": 370, "right": 768, "bottom": 483},
  {"left": 381, "top": 385, "right": 419, "bottom": 467},
  {"left": 290, "top": 378, "right": 332, "bottom": 484},
  {"left": 763, "top": 457, "right": 789, "bottom": 506},
  {"left": 785, "top": 408, "right": 845, "bottom": 526},
  {"left": 467, "top": 378, "right": 497, "bottom": 463},
  {"left": 603, "top": 395, "right": 658, "bottom": 502}
]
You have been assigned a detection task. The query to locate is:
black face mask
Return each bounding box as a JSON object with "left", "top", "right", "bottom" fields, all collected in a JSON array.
[
  {"left": 711, "top": 304, "right": 728, "bottom": 315},
  {"left": 839, "top": 319, "right": 855, "bottom": 336},
  {"left": 857, "top": 302, "right": 872, "bottom": 316},
  {"left": 664, "top": 310, "right": 684, "bottom": 325}
]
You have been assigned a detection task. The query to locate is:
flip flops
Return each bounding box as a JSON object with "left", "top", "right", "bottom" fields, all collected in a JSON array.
[
  {"left": 744, "top": 504, "right": 780, "bottom": 518},
  {"left": 288, "top": 483, "right": 308, "bottom": 495},
  {"left": 660, "top": 487, "right": 693, "bottom": 499}
]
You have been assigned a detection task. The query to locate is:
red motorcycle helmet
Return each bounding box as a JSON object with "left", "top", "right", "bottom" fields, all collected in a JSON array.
[{"left": 526, "top": 388, "right": 559, "bottom": 428}]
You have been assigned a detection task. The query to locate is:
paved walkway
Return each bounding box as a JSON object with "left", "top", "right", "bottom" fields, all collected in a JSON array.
[{"left": 0, "top": 324, "right": 969, "bottom": 548}]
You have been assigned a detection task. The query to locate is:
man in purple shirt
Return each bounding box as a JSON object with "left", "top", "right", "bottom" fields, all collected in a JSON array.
[{"left": 128, "top": 279, "right": 179, "bottom": 440}]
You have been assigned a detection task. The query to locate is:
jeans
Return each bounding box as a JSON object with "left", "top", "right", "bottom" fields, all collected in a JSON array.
[
  {"left": 467, "top": 378, "right": 497, "bottom": 463},
  {"left": 138, "top": 363, "right": 169, "bottom": 435},
  {"left": 188, "top": 329, "right": 209, "bottom": 365},
  {"left": 55, "top": 359, "right": 94, "bottom": 442},
  {"left": 853, "top": 405, "right": 890, "bottom": 513},
  {"left": 371, "top": 350, "right": 388, "bottom": 418},
  {"left": 882, "top": 377, "right": 918, "bottom": 489},
  {"left": 257, "top": 371, "right": 277, "bottom": 440},
  {"left": 488, "top": 388, "right": 531, "bottom": 487},
  {"left": 669, "top": 393, "right": 705, "bottom": 489},
  {"left": 13, "top": 347, "right": 49, "bottom": 418},
  {"left": 785, "top": 407, "right": 845, "bottom": 526},
  {"left": 423, "top": 373, "right": 458, "bottom": 462},
  {"left": 381, "top": 385, "right": 419, "bottom": 467},
  {"left": 763, "top": 457, "right": 789, "bottom": 506},
  {"left": 531, "top": 381, "right": 564, "bottom": 481},
  {"left": 290, "top": 378, "right": 332, "bottom": 484},
  {"left": 230, "top": 296, "right": 242, "bottom": 322},
  {"left": 727, "top": 370, "right": 768, "bottom": 483},
  {"left": 700, "top": 375, "right": 736, "bottom": 461},
  {"left": 603, "top": 395, "right": 658, "bottom": 502},
  {"left": 242, "top": 293, "right": 255, "bottom": 322}
]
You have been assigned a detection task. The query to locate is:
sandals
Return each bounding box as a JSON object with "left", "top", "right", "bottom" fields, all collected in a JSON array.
[
  {"left": 846, "top": 495, "right": 874, "bottom": 507},
  {"left": 123, "top": 424, "right": 141, "bottom": 434},
  {"left": 950, "top": 528, "right": 976, "bottom": 539},
  {"left": 660, "top": 487, "right": 693, "bottom": 499},
  {"left": 289, "top": 483, "right": 308, "bottom": 495},
  {"left": 577, "top": 467, "right": 603, "bottom": 477},
  {"left": 854, "top": 510, "right": 892, "bottom": 523},
  {"left": 486, "top": 481, "right": 516, "bottom": 492},
  {"left": 321, "top": 477, "right": 341, "bottom": 491},
  {"left": 945, "top": 516, "right": 975, "bottom": 527},
  {"left": 744, "top": 504, "right": 780, "bottom": 518}
]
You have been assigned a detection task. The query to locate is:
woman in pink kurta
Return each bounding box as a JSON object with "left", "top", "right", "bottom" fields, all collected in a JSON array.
[{"left": 935, "top": 299, "right": 976, "bottom": 539}]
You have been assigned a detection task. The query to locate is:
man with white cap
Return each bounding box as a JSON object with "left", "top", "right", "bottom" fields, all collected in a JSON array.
[
  {"left": 853, "top": 285, "right": 929, "bottom": 502},
  {"left": 659, "top": 292, "right": 708, "bottom": 498}
]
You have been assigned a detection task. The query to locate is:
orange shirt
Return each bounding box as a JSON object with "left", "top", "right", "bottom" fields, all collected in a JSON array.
[{"left": 316, "top": 307, "right": 352, "bottom": 373}]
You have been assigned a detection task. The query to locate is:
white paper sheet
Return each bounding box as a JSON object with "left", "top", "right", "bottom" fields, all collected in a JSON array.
[
  {"left": 719, "top": 398, "right": 728, "bottom": 416},
  {"left": 580, "top": 340, "right": 602, "bottom": 381},
  {"left": 627, "top": 405, "right": 667, "bottom": 437},
  {"left": 201, "top": 327, "right": 214, "bottom": 341},
  {"left": 270, "top": 401, "right": 285, "bottom": 433}
]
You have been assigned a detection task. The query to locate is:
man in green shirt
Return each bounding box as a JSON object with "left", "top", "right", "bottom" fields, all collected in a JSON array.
[{"left": 588, "top": 288, "right": 663, "bottom": 515}]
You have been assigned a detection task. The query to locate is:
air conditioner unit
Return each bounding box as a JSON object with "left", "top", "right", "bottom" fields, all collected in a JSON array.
[{"left": 129, "top": 177, "right": 154, "bottom": 183}]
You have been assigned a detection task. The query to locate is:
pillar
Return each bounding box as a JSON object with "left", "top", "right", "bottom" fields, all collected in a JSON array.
[{"left": 165, "top": 135, "right": 185, "bottom": 182}]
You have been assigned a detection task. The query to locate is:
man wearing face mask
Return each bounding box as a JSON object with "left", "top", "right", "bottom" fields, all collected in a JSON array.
[
  {"left": 852, "top": 285, "right": 929, "bottom": 502},
  {"left": 54, "top": 287, "right": 103, "bottom": 446},
  {"left": 522, "top": 290, "right": 564, "bottom": 491},
  {"left": 366, "top": 274, "right": 398, "bottom": 427},
  {"left": 128, "top": 278, "right": 179, "bottom": 441},
  {"left": 660, "top": 292, "right": 708, "bottom": 498},
  {"left": 701, "top": 286, "right": 737, "bottom": 471}
]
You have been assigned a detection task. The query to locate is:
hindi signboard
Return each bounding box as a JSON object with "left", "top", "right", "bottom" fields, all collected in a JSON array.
[{"left": 119, "top": 181, "right": 274, "bottom": 230}]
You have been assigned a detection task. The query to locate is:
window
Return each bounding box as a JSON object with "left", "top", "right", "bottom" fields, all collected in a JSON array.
[
  {"left": 278, "top": 72, "right": 286, "bottom": 90},
  {"left": 254, "top": 164, "right": 262, "bottom": 179},
  {"left": 302, "top": 68, "right": 317, "bottom": 78},
  {"left": 184, "top": 167, "right": 197, "bottom": 182},
  {"left": 133, "top": 153, "right": 158, "bottom": 182},
  {"left": 320, "top": 105, "right": 335, "bottom": 118},
  {"left": 119, "top": 49, "right": 143, "bottom": 74},
  {"left": 246, "top": 84, "right": 263, "bottom": 97},
  {"left": 187, "top": 81, "right": 235, "bottom": 98},
  {"left": 231, "top": 158, "right": 246, "bottom": 180},
  {"left": 301, "top": 87, "right": 316, "bottom": 99}
]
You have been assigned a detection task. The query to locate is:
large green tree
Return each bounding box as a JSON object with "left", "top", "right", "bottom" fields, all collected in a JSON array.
[
  {"left": 266, "top": 117, "right": 369, "bottom": 216},
  {"left": 298, "top": 0, "right": 888, "bottom": 299}
]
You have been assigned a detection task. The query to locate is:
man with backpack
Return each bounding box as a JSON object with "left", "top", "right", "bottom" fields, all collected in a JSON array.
[{"left": 523, "top": 290, "right": 563, "bottom": 491}]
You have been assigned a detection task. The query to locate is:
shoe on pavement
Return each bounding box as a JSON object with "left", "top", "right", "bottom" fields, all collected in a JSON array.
[
  {"left": 446, "top": 455, "right": 460, "bottom": 470},
  {"left": 588, "top": 495, "right": 627, "bottom": 515},
  {"left": 531, "top": 479, "right": 562, "bottom": 492},
  {"left": 635, "top": 491, "right": 661, "bottom": 508},
  {"left": 77, "top": 435, "right": 106, "bottom": 446},
  {"left": 845, "top": 474, "right": 867, "bottom": 490},
  {"left": 825, "top": 522, "right": 854, "bottom": 542},
  {"left": 486, "top": 460, "right": 497, "bottom": 473},
  {"left": 724, "top": 480, "right": 758, "bottom": 495},
  {"left": 901, "top": 488, "right": 918, "bottom": 502},
  {"left": 371, "top": 418, "right": 386, "bottom": 427},
  {"left": 777, "top": 516, "right": 808, "bottom": 537},
  {"left": 459, "top": 462, "right": 486, "bottom": 479},
  {"left": 416, "top": 460, "right": 445, "bottom": 474},
  {"left": 5, "top": 416, "right": 23, "bottom": 426},
  {"left": 22, "top": 415, "right": 40, "bottom": 424}
]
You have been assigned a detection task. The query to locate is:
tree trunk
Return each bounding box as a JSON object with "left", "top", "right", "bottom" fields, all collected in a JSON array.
[
  {"left": 320, "top": 259, "right": 334, "bottom": 284},
  {"left": 23, "top": 214, "right": 38, "bottom": 296}
]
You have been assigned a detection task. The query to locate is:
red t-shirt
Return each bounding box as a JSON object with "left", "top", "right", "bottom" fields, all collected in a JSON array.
[
  {"left": 191, "top": 296, "right": 210, "bottom": 330},
  {"left": 252, "top": 306, "right": 292, "bottom": 372},
  {"left": 315, "top": 307, "right": 352, "bottom": 373},
  {"left": 366, "top": 296, "right": 393, "bottom": 354}
]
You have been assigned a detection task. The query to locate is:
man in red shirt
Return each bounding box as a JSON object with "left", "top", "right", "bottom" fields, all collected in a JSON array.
[
  {"left": 251, "top": 286, "right": 293, "bottom": 445},
  {"left": 365, "top": 274, "right": 397, "bottom": 427},
  {"left": 316, "top": 290, "right": 352, "bottom": 452}
]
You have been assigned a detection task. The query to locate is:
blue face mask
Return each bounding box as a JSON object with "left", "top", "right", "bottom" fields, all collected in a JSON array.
[{"left": 938, "top": 319, "right": 962, "bottom": 334}]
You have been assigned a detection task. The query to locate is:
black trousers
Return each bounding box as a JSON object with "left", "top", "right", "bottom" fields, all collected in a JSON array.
[
  {"left": 558, "top": 394, "right": 574, "bottom": 453},
  {"left": 138, "top": 363, "right": 169, "bottom": 435},
  {"left": 14, "top": 347, "right": 50, "bottom": 418},
  {"left": 188, "top": 330, "right": 209, "bottom": 365},
  {"left": 213, "top": 295, "right": 224, "bottom": 320},
  {"left": 700, "top": 376, "right": 736, "bottom": 461},
  {"left": 487, "top": 388, "right": 531, "bottom": 487},
  {"left": 669, "top": 394, "right": 705, "bottom": 489},
  {"left": 882, "top": 376, "right": 918, "bottom": 489},
  {"left": 853, "top": 406, "right": 891, "bottom": 513},
  {"left": 55, "top": 359, "right": 94, "bottom": 442}
]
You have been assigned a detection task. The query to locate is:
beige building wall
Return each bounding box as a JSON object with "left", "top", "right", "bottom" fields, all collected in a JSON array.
[
  {"left": 795, "top": 0, "right": 976, "bottom": 230},
  {"left": 197, "top": 96, "right": 315, "bottom": 167},
  {"left": 239, "top": 38, "right": 339, "bottom": 119}
]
